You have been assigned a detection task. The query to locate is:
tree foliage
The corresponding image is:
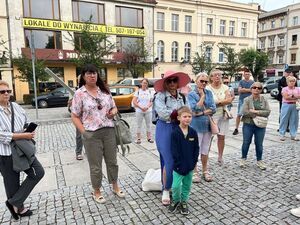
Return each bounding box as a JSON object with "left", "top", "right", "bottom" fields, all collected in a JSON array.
[
  {"left": 217, "top": 43, "right": 241, "bottom": 81},
  {"left": 239, "top": 48, "right": 268, "bottom": 81},
  {"left": 190, "top": 43, "right": 214, "bottom": 75}
]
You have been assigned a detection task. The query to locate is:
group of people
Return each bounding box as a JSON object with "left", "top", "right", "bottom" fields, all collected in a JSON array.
[{"left": 0, "top": 63, "right": 299, "bottom": 220}]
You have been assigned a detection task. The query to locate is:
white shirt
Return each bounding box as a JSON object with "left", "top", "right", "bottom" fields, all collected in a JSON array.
[
  {"left": 0, "top": 102, "right": 28, "bottom": 156},
  {"left": 206, "top": 84, "right": 229, "bottom": 116},
  {"left": 134, "top": 89, "right": 153, "bottom": 113}
]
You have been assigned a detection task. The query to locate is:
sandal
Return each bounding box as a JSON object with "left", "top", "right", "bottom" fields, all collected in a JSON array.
[
  {"left": 162, "top": 190, "right": 170, "bottom": 206},
  {"left": 291, "top": 137, "right": 300, "bottom": 141},
  {"left": 203, "top": 171, "right": 213, "bottom": 182},
  {"left": 147, "top": 139, "right": 154, "bottom": 143},
  {"left": 135, "top": 139, "right": 141, "bottom": 144},
  {"left": 112, "top": 189, "right": 126, "bottom": 198},
  {"left": 18, "top": 209, "right": 33, "bottom": 217},
  {"left": 91, "top": 192, "right": 106, "bottom": 204},
  {"left": 192, "top": 172, "right": 201, "bottom": 183},
  {"left": 76, "top": 154, "right": 83, "bottom": 160}
]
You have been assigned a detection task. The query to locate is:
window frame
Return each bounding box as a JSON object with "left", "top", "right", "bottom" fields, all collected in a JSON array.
[
  {"left": 219, "top": 48, "right": 224, "bottom": 63},
  {"left": 184, "top": 42, "right": 191, "bottom": 62},
  {"left": 171, "top": 41, "right": 178, "bottom": 62},
  {"left": 157, "top": 12, "right": 165, "bottom": 30},
  {"left": 157, "top": 40, "right": 165, "bottom": 62},
  {"left": 72, "top": 1, "right": 105, "bottom": 24},
  {"left": 171, "top": 14, "right": 179, "bottom": 32},
  {"left": 23, "top": 0, "right": 61, "bottom": 20},
  {"left": 207, "top": 18, "right": 213, "bottom": 34},
  {"left": 278, "top": 55, "right": 284, "bottom": 64},
  {"left": 241, "top": 22, "right": 247, "bottom": 37},
  {"left": 115, "top": 6, "right": 143, "bottom": 28},
  {"left": 24, "top": 29, "right": 62, "bottom": 49},
  {"left": 293, "top": 16, "right": 298, "bottom": 26},
  {"left": 271, "top": 20, "right": 275, "bottom": 29},
  {"left": 229, "top": 21, "right": 235, "bottom": 36},
  {"left": 220, "top": 20, "right": 226, "bottom": 35},
  {"left": 185, "top": 15, "right": 192, "bottom": 33},
  {"left": 291, "top": 53, "right": 296, "bottom": 64}
]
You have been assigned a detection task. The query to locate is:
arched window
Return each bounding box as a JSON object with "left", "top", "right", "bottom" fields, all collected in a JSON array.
[
  {"left": 171, "top": 41, "right": 178, "bottom": 62},
  {"left": 184, "top": 42, "right": 191, "bottom": 62},
  {"left": 157, "top": 41, "right": 165, "bottom": 62}
]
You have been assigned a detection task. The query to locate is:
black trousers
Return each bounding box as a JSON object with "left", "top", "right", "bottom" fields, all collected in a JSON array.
[{"left": 0, "top": 156, "right": 44, "bottom": 208}]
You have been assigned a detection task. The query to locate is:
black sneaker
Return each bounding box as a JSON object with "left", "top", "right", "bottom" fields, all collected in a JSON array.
[
  {"left": 168, "top": 201, "right": 180, "bottom": 213},
  {"left": 180, "top": 201, "right": 190, "bottom": 215},
  {"left": 232, "top": 129, "right": 239, "bottom": 135}
]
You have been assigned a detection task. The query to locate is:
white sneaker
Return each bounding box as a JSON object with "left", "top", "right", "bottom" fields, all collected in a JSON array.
[
  {"left": 239, "top": 159, "right": 247, "bottom": 168},
  {"left": 296, "top": 194, "right": 300, "bottom": 200},
  {"left": 256, "top": 161, "right": 267, "bottom": 170},
  {"left": 291, "top": 207, "right": 300, "bottom": 217}
]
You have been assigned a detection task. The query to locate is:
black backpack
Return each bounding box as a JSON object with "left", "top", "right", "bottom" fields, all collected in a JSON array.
[{"left": 151, "top": 93, "right": 186, "bottom": 125}]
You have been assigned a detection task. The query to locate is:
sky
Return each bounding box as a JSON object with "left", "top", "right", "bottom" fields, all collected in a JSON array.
[{"left": 233, "top": 0, "right": 300, "bottom": 11}]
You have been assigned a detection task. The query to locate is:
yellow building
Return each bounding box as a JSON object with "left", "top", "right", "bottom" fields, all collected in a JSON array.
[
  {"left": 6, "top": 0, "right": 155, "bottom": 103},
  {"left": 154, "top": 0, "right": 260, "bottom": 80}
]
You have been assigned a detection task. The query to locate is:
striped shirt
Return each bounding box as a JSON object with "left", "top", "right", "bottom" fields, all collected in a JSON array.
[{"left": 0, "top": 102, "right": 28, "bottom": 156}]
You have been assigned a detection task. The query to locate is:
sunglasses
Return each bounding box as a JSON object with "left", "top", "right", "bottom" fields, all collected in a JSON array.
[
  {"left": 95, "top": 98, "right": 103, "bottom": 110},
  {"left": 223, "top": 82, "right": 229, "bottom": 84},
  {"left": 252, "top": 86, "right": 262, "bottom": 90},
  {"left": 0, "top": 89, "right": 12, "bottom": 94},
  {"left": 166, "top": 77, "right": 178, "bottom": 84},
  {"left": 199, "top": 80, "right": 208, "bottom": 84}
]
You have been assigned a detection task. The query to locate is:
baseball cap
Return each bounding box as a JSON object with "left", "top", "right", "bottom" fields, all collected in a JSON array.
[{"left": 285, "top": 67, "right": 292, "bottom": 73}]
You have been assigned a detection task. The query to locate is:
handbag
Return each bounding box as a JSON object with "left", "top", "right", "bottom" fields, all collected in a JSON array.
[
  {"left": 296, "top": 101, "right": 300, "bottom": 110},
  {"left": 208, "top": 115, "right": 219, "bottom": 134},
  {"left": 223, "top": 107, "right": 233, "bottom": 119},
  {"left": 114, "top": 113, "right": 132, "bottom": 156},
  {"left": 253, "top": 116, "right": 268, "bottom": 128}
]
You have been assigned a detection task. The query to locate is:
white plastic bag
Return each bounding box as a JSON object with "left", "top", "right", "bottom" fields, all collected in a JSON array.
[{"left": 142, "top": 169, "right": 162, "bottom": 192}]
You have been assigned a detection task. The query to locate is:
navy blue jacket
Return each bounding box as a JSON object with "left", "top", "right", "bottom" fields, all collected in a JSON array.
[{"left": 171, "top": 125, "right": 199, "bottom": 176}]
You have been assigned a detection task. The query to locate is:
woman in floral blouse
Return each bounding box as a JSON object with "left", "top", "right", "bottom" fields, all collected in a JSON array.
[{"left": 71, "top": 64, "right": 125, "bottom": 204}]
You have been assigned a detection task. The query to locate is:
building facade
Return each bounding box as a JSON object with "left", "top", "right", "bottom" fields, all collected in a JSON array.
[
  {"left": 258, "top": 3, "right": 300, "bottom": 77},
  {"left": 154, "top": 0, "right": 259, "bottom": 80},
  {"left": 5, "top": 0, "right": 155, "bottom": 102}
]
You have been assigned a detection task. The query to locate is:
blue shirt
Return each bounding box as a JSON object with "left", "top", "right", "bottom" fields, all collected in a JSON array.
[
  {"left": 188, "top": 89, "right": 216, "bottom": 133},
  {"left": 239, "top": 80, "right": 254, "bottom": 101},
  {"left": 154, "top": 91, "right": 186, "bottom": 122}
]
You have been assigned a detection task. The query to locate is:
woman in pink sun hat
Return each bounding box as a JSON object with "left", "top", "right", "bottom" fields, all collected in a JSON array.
[{"left": 153, "top": 70, "right": 191, "bottom": 206}]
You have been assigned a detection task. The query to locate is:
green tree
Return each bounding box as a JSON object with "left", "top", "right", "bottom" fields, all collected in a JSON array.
[
  {"left": 217, "top": 43, "right": 241, "bottom": 81},
  {"left": 239, "top": 48, "right": 268, "bottom": 81},
  {"left": 115, "top": 39, "right": 152, "bottom": 78},
  {"left": 190, "top": 43, "right": 214, "bottom": 75}
]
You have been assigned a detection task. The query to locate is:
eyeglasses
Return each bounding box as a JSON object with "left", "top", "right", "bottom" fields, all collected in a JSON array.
[
  {"left": 223, "top": 82, "right": 229, "bottom": 84},
  {"left": 85, "top": 71, "right": 97, "bottom": 77},
  {"left": 199, "top": 80, "right": 208, "bottom": 84},
  {"left": 252, "top": 86, "right": 262, "bottom": 90},
  {"left": 289, "top": 80, "right": 296, "bottom": 82},
  {"left": 95, "top": 98, "right": 103, "bottom": 110},
  {"left": 0, "top": 89, "right": 12, "bottom": 94},
  {"left": 166, "top": 77, "right": 179, "bottom": 84}
]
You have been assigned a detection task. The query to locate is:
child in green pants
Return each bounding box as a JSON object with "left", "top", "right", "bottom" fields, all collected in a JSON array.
[{"left": 169, "top": 106, "right": 199, "bottom": 215}]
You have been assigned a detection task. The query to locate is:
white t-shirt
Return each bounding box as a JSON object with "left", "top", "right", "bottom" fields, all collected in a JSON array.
[
  {"left": 206, "top": 84, "right": 229, "bottom": 116},
  {"left": 134, "top": 89, "right": 153, "bottom": 113}
]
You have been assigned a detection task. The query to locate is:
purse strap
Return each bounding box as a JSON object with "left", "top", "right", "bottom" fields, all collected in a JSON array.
[{"left": 10, "top": 102, "right": 15, "bottom": 132}]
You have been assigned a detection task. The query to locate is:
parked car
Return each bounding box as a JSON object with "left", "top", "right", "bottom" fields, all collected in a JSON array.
[
  {"left": 109, "top": 85, "right": 138, "bottom": 111},
  {"left": 32, "top": 87, "right": 69, "bottom": 108},
  {"left": 115, "top": 78, "right": 159, "bottom": 88},
  {"left": 262, "top": 77, "right": 281, "bottom": 93},
  {"left": 270, "top": 80, "right": 300, "bottom": 99}
]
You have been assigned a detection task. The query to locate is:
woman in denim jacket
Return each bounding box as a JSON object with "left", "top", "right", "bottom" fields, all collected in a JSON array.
[
  {"left": 188, "top": 73, "right": 216, "bottom": 182},
  {"left": 240, "top": 82, "right": 270, "bottom": 170}
]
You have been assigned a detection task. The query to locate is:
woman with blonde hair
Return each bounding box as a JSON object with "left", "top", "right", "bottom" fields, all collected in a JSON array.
[
  {"left": 206, "top": 69, "right": 234, "bottom": 165},
  {"left": 188, "top": 73, "right": 216, "bottom": 182}
]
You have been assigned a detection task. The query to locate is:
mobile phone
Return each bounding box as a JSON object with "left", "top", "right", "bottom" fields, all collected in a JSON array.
[{"left": 25, "top": 122, "right": 38, "bottom": 132}]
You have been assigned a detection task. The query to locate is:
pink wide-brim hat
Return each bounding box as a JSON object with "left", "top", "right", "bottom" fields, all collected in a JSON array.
[{"left": 154, "top": 71, "right": 191, "bottom": 92}]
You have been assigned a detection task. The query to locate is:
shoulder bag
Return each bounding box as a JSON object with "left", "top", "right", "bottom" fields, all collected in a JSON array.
[
  {"left": 114, "top": 113, "right": 132, "bottom": 156},
  {"left": 252, "top": 98, "right": 268, "bottom": 128}
]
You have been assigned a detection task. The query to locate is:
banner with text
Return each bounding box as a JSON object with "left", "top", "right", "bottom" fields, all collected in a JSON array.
[{"left": 23, "top": 18, "right": 146, "bottom": 37}]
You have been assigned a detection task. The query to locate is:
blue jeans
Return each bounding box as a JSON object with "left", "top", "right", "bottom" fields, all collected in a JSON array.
[
  {"left": 279, "top": 103, "right": 299, "bottom": 138},
  {"left": 241, "top": 123, "right": 266, "bottom": 161},
  {"left": 155, "top": 120, "right": 175, "bottom": 190}
]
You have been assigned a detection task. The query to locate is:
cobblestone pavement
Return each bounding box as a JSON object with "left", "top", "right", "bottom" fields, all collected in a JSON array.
[{"left": 0, "top": 96, "right": 300, "bottom": 224}]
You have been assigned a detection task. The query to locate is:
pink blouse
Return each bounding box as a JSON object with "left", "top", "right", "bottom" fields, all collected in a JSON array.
[
  {"left": 282, "top": 86, "right": 300, "bottom": 103},
  {"left": 71, "top": 86, "right": 116, "bottom": 131}
]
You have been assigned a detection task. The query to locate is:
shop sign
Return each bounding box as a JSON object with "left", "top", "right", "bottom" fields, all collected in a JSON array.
[{"left": 23, "top": 18, "right": 146, "bottom": 37}]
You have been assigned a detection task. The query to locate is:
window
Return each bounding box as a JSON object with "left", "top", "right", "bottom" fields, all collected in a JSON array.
[
  {"left": 292, "top": 35, "right": 297, "bottom": 45},
  {"left": 157, "top": 41, "right": 164, "bottom": 62},
  {"left": 241, "top": 22, "right": 247, "bottom": 37},
  {"left": 271, "top": 20, "right": 275, "bottom": 29},
  {"left": 205, "top": 47, "right": 212, "bottom": 61},
  {"left": 278, "top": 55, "right": 283, "bottom": 64},
  {"left": 157, "top": 12, "right": 165, "bottom": 30},
  {"left": 116, "top": 36, "right": 143, "bottom": 51},
  {"left": 23, "top": 0, "right": 60, "bottom": 19},
  {"left": 185, "top": 16, "right": 192, "bottom": 33},
  {"left": 268, "top": 54, "right": 273, "bottom": 64},
  {"left": 184, "top": 42, "right": 191, "bottom": 62},
  {"left": 219, "top": 48, "right": 225, "bottom": 63},
  {"left": 171, "top": 41, "right": 178, "bottom": 62},
  {"left": 291, "top": 53, "right": 296, "bottom": 64},
  {"left": 229, "top": 21, "right": 235, "bottom": 36},
  {"left": 25, "top": 30, "right": 62, "bottom": 49},
  {"left": 279, "top": 36, "right": 285, "bottom": 46},
  {"left": 220, "top": 20, "right": 226, "bottom": 35},
  {"left": 259, "top": 39, "right": 265, "bottom": 49},
  {"left": 116, "top": 6, "right": 143, "bottom": 28},
  {"left": 172, "top": 14, "right": 179, "bottom": 32},
  {"left": 293, "top": 16, "right": 298, "bottom": 26},
  {"left": 261, "top": 22, "right": 265, "bottom": 31},
  {"left": 73, "top": 33, "right": 106, "bottom": 50},
  {"left": 269, "top": 37, "right": 275, "bottom": 47},
  {"left": 207, "top": 18, "right": 213, "bottom": 34},
  {"left": 280, "top": 19, "right": 285, "bottom": 27},
  {"left": 72, "top": 1, "right": 104, "bottom": 24},
  {"left": 119, "top": 88, "right": 133, "bottom": 95}
]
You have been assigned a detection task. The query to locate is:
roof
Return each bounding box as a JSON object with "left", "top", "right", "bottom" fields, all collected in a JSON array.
[{"left": 259, "top": 7, "right": 288, "bottom": 20}]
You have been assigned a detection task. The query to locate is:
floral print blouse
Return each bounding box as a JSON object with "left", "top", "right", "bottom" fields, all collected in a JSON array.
[{"left": 71, "top": 86, "right": 116, "bottom": 131}]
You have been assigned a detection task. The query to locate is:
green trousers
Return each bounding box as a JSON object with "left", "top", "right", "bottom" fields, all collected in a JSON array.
[{"left": 172, "top": 170, "right": 193, "bottom": 202}]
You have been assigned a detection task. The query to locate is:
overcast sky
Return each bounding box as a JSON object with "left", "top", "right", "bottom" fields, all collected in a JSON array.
[{"left": 232, "top": 0, "right": 300, "bottom": 11}]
